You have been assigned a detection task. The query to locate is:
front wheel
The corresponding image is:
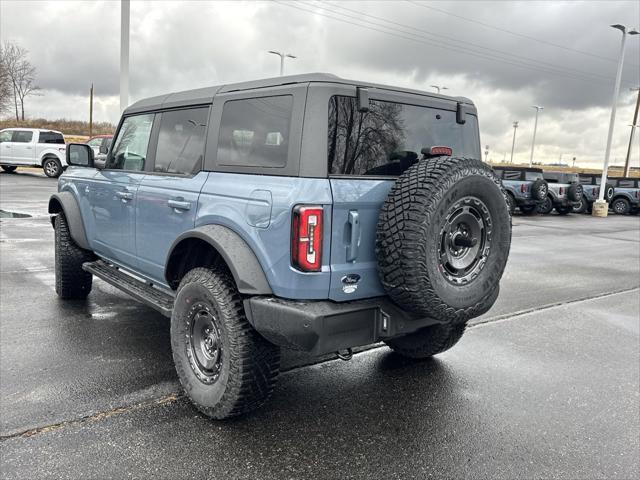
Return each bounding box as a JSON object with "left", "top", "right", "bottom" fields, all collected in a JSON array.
[
  {"left": 1, "top": 165, "right": 17, "bottom": 173},
  {"left": 54, "top": 213, "right": 94, "bottom": 299},
  {"left": 171, "top": 267, "right": 281, "bottom": 419},
  {"left": 611, "top": 198, "right": 630, "bottom": 215},
  {"left": 386, "top": 321, "right": 467, "bottom": 359},
  {"left": 43, "top": 157, "right": 63, "bottom": 178}
]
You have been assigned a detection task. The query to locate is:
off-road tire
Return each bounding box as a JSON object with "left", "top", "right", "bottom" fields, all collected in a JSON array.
[
  {"left": 567, "top": 184, "right": 583, "bottom": 202},
  {"left": 520, "top": 205, "right": 538, "bottom": 215},
  {"left": 538, "top": 196, "right": 553, "bottom": 214},
  {"left": 43, "top": 157, "right": 62, "bottom": 178},
  {"left": 505, "top": 192, "right": 516, "bottom": 215},
  {"left": 1, "top": 165, "right": 17, "bottom": 173},
  {"left": 54, "top": 213, "right": 94, "bottom": 299},
  {"left": 171, "top": 267, "right": 280, "bottom": 419},
  {"left": 604, "top": 184, "right": 615, "bottom": 202},
  {"left": 611, "top": 197, "right": 630, "bottom": 215},
  {"left": 573, "top": 197, "right": 587, "bottom": 214},
  {"left": 555, "top": 205, "right": 571, "bottom": 215},
  {"left": 531, "top": 179, "right": 548, "bottom": 201},
  {"left": 376, "top": 157, "right": 511, "bottom": 323},
  {"left": 385, "top": 320, "right": 467, "bottom": 359}
]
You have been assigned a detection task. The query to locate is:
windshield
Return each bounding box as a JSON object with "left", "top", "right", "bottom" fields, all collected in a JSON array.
[{"left": 328, "top": 96, "right": 481, "bottom": 176}]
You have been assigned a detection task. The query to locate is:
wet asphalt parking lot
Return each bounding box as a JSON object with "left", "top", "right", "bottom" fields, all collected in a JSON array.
[{"left": 0, "top": 170, "right": 639, "bottom": 479}]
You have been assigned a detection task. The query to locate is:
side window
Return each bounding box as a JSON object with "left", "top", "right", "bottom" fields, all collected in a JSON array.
[
  {"left": 87, "top": 137, "right": 103, "bottom": 147},
  {"left": 12, "top": 131, "right": 33, "bottom": 143},
  {"left": 39, "top": 132, "right": 65, "bottom": 144},
  {"left": 493, "top": 169, "right": 503, "bottom": 179},
  {"left": 503, "top": 170, "right": 521, "bottom": 180},
  {"left": 106, "top": 114, "right": 154, "bottom": 171},
  {"left": 154, "top": 107, "right": 209, "bottom": 175},
  {"left": 217, "top": 95, "right": 293, "bottom": 168},
  {"left": 579, "top": 176, "right": 592, "bottom": 185},
  {"left": 0, "top": 130, "right": 12, "bottom": 143},
  {"left": 618, "top": 179, "right": 635, "bottom": 188}
]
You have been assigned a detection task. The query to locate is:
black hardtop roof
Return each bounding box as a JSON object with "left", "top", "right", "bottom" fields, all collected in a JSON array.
[
  {"left": 492, "top": 166, "right": 543, "bottom": 173},
  {"left": 609, "top": 177, "right": 638, "bottom": 181},
  {"left": 124, "top": 72, "right": 475, "bottom": 115}
]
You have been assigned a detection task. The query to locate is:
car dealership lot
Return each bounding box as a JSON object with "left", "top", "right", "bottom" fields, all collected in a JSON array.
[{"left": 1, "top": 171, "right": 639, "bottom": 479}]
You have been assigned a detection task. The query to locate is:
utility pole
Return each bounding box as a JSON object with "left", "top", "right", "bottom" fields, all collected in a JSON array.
[
  {"left": 430, "top": 85, "right": 448, "bottom": 94},
  {"left": 268, "top": 51, "right": 296, "bottom": 76},
  {"left": 120, "top": 0, "right": 130, "bottom": 113},
  {"left": 510, "top": 121, "right": 518, "bottom": 163},
  {"left": 623, "top": 87, "right": 640, "bottom": 176},
  {"left": 594, "top": 24, "right": 638, "bottom": 215},
  {"left": 89, "top": 83, "right": 94, "bottom": 138},
  {"left": 529, "top": 105, "right": 543, "bottom": 167}
]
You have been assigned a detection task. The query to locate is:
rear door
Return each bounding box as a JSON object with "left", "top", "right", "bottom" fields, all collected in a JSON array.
[
  {"left": 326, "top": 90, "right": 481, "bottom": 301},
  {"left": 135, "top": 106, "right": 210, "bottom": 284}
]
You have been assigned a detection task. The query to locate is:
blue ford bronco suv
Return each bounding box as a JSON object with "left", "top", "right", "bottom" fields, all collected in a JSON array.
[
  {"left": 49, "top": 74, "right": 511, "bottom": 419},
  {"left": 608, "top": 177, "right": 640, "bottom": 215},
  {"left": 492, "top": 166, "right": 548, "bottom": 215}
]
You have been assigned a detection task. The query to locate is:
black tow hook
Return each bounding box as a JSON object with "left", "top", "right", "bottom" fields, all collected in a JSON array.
[
  {"left": 454, "top": 235, "right": 478, "bottom": 248},
  {"left": 336, "top": 348, "right": 353, "bottom": 361}
]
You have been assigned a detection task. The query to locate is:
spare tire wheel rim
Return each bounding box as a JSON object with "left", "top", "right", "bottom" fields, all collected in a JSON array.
[
  {"left": 186, "top": 302, "right": 223, "bottom": 384},
  {"left": 438, "top": 196, "right": 492, "bottom": 285}
]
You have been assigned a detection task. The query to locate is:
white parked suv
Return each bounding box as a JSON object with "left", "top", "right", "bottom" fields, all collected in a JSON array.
[{"left": 0, "top": 128, "right": 67, "bottom": 177}]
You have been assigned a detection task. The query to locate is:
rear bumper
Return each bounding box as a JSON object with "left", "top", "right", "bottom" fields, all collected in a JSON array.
[
  {"left": 552, "top": 198, "right": 579, "bottom": 208},
  {"left": 516, "top": 197, "right": 540, "bottom": 207},
  {"left": 244, "top": 296, "right": 441, "bottom": 356}
]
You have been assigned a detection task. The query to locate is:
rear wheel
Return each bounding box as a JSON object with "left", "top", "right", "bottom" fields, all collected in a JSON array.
[
  {"left": 376, "top": 157, "right": 511, "bottom": 323},
  {"left": 43, "top": 157, "right": 62, "bottom": 178},
  {"left": 555, "top": 205, "right": 571, "bottom": 215},
  {"left": 520, "top": 205, "right": 538, "bottom": 215},
  {"left": 1, "top": 165, "right": 17, "bottom": 173},
  {"left": 171, "top": 267, "right": 280, "bottom": 419},
  {"left": 573, "top": 197, "right": 587, "bottom": 213},
  {"left": 611, "top": 198, "right": 630, "bottom": 215},
  {"left": 505, "top": 193, "right": 516, "bottom": 215},
  {"left": 537, "top": 196, "right": 553, "bottom": 214},
  {"left": 54, "top": 213, "right": 94, "bottom": 299},
  {"left": 386, "top": 321, "right": 467, "bottom": 359}
]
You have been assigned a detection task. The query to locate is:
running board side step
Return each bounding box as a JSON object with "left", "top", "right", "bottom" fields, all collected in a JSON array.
[{"left": 83, "top": 260, "right": 174, "bottom": 317}]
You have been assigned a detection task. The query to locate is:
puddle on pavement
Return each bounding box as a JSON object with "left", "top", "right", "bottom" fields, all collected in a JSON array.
[{"left": 0, "top": 209, "right": 33, "bottom": 218}]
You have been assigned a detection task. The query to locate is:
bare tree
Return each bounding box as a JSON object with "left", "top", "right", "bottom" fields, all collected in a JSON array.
[
  {"left": 0, "top": 46, "right": 13, "bottom": 117},
  {"left": 1, "top": 42, "right": 41, "bottom": 121}
]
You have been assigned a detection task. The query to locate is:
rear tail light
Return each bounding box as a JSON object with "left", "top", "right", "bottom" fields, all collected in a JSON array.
[
  {"left": 636, "top": 190, "right": 639, "bottom": 198},
  {"left": 520, "top": 184, "right": 527, "bottom": 193},
  {"left": 559, "top": 187, "right": 565, "bottom": 195},
  {"left": 291, "top": 205, "right": 323, "bottom": 272},
  {"left": 595, "top": 187, "right": 600, "bottom": 196}
]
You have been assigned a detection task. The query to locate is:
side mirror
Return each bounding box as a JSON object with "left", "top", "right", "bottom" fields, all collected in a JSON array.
[
  {"left": 357, "top": 87, "right": 370, "bottom": 113},
  {"left": 66, "top": 143, "right": 95, "bottom": 168}
]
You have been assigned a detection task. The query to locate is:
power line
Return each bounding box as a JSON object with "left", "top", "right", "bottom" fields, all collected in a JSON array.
[
  {"left": 274, "top": 1, "right": 618, "bottom": 86},
  {"left": 319, "top": 0, "right": 616, "bottom": 83},
  {"left": 406, "top": 0, "right": 639, "bottom": 67}
]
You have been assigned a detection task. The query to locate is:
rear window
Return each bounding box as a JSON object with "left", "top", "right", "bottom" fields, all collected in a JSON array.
[
  {"left": 502, "top": 170, "right": 522, "bottom": 181},
  {"left": 328, "top": 96, "right": 480, "bottom": 176},
  {"left": 579, "top": 176, "right": 594, "bottom": 185},
  {"left": 38, "top": 131, "right": 65, "bottom": 144},
  {"left": 525, "top": 171, "right": 543, "bottom": 181},
  {"left": 217, "top": 95, "right": 293, "bottom": 168},
  {"left": 617, "top": 179, "right": 637, "bottom": 188}
]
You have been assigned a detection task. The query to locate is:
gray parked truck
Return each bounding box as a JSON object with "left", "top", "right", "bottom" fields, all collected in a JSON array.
[
  {"left": 539, "top": 171, "right": 583, "bottom": 215},
  {"left": 574, "top": 173, "right": 614, "bottom": 213},
  {"left": 492, "top": 166, "right": 548, "bottom": 215},
  {"left": 608, "top": 177, "right": 640, "bottom": 214},
  {"left": 49, "top": 73, "right": 512, "bottom": 419}
]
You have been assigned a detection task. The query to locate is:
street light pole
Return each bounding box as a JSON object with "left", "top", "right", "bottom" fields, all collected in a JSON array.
[
  {"left": 268, "top": 51, "right": 296, "bottom": 76},
  {"left": 120, "top": 0, "right": 130, "bottom": 113},
  {"left": 529, "top": 106, "right": 543, "bottom": 167},
  {"left": 430, "top": 85, "right": 448, "bottom": 94},
  {"left": 623, "top": 87, "right": 640, "bottom": 177},
  {"left": 596, "top": 25, "right": 639, "bottom": 205},
  {"left": 510, "top": 121, "right": 518, "bottom": 163}
]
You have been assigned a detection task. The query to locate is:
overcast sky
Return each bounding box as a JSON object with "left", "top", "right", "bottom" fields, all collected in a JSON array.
[{"left": 1, "top": 0, "right": 639, "bottom": 167}]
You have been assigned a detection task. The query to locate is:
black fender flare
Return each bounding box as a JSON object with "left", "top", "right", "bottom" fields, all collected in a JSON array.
[
  {"left": 165, "top": 225, "right": 272, "bottom": 296},
  {"left": 48, "top": 192, "right": 90, "bottom": 250}
]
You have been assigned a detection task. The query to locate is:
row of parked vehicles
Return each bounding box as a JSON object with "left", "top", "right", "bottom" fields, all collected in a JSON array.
[{"left": 495, "top": 166, "right": 639, "bottom": 215}]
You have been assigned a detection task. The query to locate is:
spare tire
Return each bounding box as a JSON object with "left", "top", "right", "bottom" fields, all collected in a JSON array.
[
  {"left": 604, "top": 184, "right": 615, "bottom": 202},
  {"left": 531, "top": 179, "right": 548, "bottom": 201},
  {"left": 568, "top": 183, "right": 583, "bottom": 202},
  {"left": 376, "top": 157, "right": 511, "bottom": 323}
]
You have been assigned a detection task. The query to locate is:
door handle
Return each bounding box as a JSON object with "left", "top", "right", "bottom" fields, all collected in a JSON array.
[
  {"left": 168, "top": 199, "right": 191, "bottom": 211},
  {"left": 346, "top": 210, "right": 360, "bottom": 262},
  {"left": 116, "top": 190, "right": 134, "bottom": 201},
  {"left": 25, "top": 146, "right": 32, "bottom": 150}
]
